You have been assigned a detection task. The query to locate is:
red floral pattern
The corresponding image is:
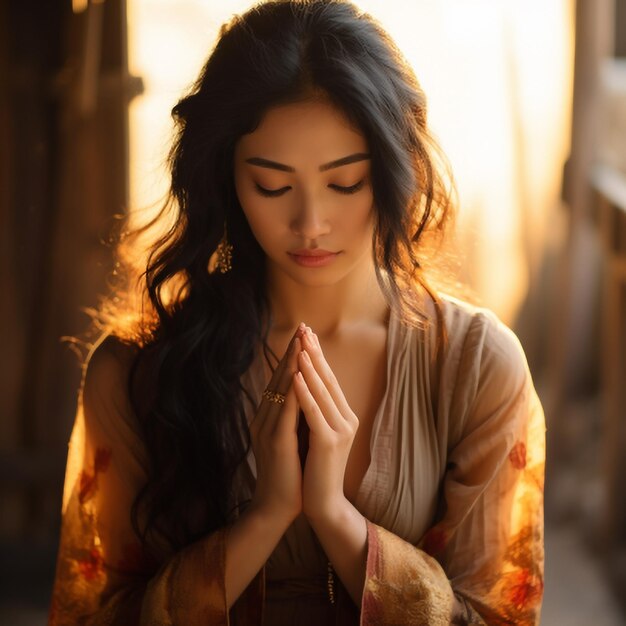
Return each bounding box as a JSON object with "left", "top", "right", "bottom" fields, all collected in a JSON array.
[
  {"left": 504, "top": 568, "right": 544, "bottom": 612},
  {"left": 509, "top": 441, "right": 527, "bottom": 469},
  {"left": 78, "top": 447, "right": 112, "bottom": 504},
  {"left": 77, "top": 546, "right": 105, "bottom": 582}
]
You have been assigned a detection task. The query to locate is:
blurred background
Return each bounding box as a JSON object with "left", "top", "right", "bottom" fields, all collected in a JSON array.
[{"left": 1, "top": 0, "right": 625, "bottom": 623}]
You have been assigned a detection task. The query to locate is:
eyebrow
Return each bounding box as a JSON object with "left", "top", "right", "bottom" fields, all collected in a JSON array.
[{"left": 244, "top": 152, "right": 371, "bottom": 173}]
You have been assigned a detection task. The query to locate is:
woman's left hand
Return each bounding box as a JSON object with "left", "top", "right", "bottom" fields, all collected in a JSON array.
[{"left": 293, "top": 326, "right": 359, "bottom": 521}]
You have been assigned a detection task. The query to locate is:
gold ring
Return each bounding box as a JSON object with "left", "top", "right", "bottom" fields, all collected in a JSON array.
[{"left": 262, "top": 388, "right": 286, "bottom": 404}]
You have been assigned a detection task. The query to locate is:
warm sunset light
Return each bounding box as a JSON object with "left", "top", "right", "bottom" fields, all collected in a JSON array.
[
  {"left": 9, "top": 2, "right": 625, "bottom": 622},
  {"left": 127, "top": 0, "right": 574, "bottom": 324},
  {"left": 72, "top": 0, "right": 88, "bottom": 13}
]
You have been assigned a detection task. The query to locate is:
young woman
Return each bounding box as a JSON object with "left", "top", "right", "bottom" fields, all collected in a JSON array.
[{"left": 49, "top": 1, "right": 545, "bottom": 624}]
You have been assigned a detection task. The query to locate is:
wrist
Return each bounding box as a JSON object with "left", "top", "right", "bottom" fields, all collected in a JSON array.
[
  {"left": 303, "top": 495, "right": 352, "bottom": 527},
  {"left": 247, "top": 500, "right": 300, "bottom": 529}
]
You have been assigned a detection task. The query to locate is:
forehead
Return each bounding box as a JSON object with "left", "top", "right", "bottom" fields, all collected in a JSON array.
[{"left": 235, "top": 98, "right": 368, "bottom": 160}]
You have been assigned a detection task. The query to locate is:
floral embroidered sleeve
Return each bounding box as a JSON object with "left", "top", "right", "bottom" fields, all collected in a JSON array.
[
  {"left": 48, "top": 336, "right": 237, "bottom": 625},
  {"left": 360, "top": 312, "right": 546, "bottom": 626}
]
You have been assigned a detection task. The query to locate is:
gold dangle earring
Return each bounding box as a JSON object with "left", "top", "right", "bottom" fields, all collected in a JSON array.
[{"left": 214, "top": 222, "right": 233, "bottom": 273}]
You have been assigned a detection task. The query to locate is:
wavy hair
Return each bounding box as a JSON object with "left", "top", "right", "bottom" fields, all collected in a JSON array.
[{"left": 100, "top": 0, "right": 456, "bottom": 552}]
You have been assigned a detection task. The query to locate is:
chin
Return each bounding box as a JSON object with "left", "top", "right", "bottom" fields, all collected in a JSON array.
[
  {"left": 290, "top": 268, "right": 349, "bottom": 288},
  {"left": 273, "top": 260, "right": 353, "bottom": 288}
]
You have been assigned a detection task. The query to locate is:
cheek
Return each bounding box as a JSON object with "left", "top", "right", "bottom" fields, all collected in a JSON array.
[
  {"left": 340, "top": 195, "right": 376, "bottom": 237},
  {"left": 356, "top": 203, "right": 377, "bottom": 249},
  {"left": 240, "top": 201, "right": 271, "bottom": 242}
]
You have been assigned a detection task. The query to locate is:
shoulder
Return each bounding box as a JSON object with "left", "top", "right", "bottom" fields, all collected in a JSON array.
[
  {"left": 79, "top": 334, "right": 151, "bottom": 474},
  {"left": 419, "top": 294, "right": 531, "bottom": 414},
  {"left": 81, "top": 333, "right": 141, "bottom": 431},
  {"left": 435, "top": 296, "right": 535, "bottom": 436},
  {"left": 442, "top": 295, "right": 527, "bottom": 376},
  {"left": 83, "top": 334, "right": 139, "bottom": 394}
]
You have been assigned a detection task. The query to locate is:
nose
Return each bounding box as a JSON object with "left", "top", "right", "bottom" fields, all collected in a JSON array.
[{"left": 290, "top": 190, "right": 330, "bottom": 241}]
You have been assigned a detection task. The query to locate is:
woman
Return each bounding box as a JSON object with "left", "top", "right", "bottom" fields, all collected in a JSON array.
[{"left": 49, "top": 1, "right": 545, "bottom": 624}]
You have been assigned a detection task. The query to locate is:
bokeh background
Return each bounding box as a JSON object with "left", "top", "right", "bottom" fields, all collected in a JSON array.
[{"left": 1, "top": 0, "right": 625, "bottom": 623}]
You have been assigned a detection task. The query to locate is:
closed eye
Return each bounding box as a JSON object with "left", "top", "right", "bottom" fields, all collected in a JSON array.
[
  {"left": 255, "top": 183, "right": 291, "bottom": 197},
  {"left": 328, "top": 180, "right": 365, "bottom": 195}
]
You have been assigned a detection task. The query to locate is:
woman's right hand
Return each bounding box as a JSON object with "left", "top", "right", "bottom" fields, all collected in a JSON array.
[{"left": 248, "top": 325, "right": 304, "bottom": 525}]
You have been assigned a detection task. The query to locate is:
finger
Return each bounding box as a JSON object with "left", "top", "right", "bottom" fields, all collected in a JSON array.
[
  {"left": 269, "top": 325, "right": 305, "bottom": 395},
  {"left": 254, "top": 333, "right": 303, "bottom": 435},
  {"left": 293, "top": 370, "right": 329, "bottom": 434},
  {"left": 297, "top": 349, "right": 345, "bottom": 431},
  {"left": 253, "top": 325, "right": 302, "bottom": 419},
  {"left": 301, "top": 328, "right": 354, "bottom": 420},
  {"left": 272, "top": 382, "right": 299, "bottom": 438}
]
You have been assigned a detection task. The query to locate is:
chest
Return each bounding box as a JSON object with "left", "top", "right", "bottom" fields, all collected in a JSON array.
[
  {"left": 315, "top": 331, "right": 388, "bottom": 503},
  {"left": 265, "top": 325, "right": 388, "bottom": 502}
]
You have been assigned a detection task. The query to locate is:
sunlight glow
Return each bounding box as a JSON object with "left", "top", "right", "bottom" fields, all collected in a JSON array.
[
  {"left": 127, "top": 0, "right": 574, "bottom": 323},
  {"left": 72, "top": 0, "right": 88, "bottom": 13}
]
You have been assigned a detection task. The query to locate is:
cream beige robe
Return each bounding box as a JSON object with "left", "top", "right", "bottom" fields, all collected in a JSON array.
[{"left": 49, "top": 295, "right": 545, "bottom": 625}]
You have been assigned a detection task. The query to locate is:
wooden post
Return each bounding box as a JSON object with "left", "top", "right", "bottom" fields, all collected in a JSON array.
[{"left": 545, "top": 0, "right": 614, "bottom": 470}]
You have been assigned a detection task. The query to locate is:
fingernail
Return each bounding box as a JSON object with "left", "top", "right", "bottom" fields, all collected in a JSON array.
[
  {"left": 300, "top": 349, "right": 311, "bottom": 364},
  {"left": 304, "top": 330, "right": 314, "bottom": 348}
]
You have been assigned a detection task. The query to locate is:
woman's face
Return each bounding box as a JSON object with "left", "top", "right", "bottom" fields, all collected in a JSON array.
[{"left": 233, "top": 98, "right": 375, "bottom": 287}]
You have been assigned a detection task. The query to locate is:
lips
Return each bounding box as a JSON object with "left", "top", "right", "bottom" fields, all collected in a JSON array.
[
  {"left": 287, "top": 249, "right": 341, "bottom": 267},
  {"left": 289, "top": 249, "right": 337, "bottom": 256}
]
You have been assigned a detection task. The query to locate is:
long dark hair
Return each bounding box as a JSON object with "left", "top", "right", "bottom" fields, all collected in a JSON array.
[{"left": 102, "top": 0, "right": 455, "bottom": 553}]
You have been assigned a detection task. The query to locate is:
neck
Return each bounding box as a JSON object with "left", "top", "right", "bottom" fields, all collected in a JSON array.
[{"left": 266, "top": 256, "right": 389, "bottom": 337}]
